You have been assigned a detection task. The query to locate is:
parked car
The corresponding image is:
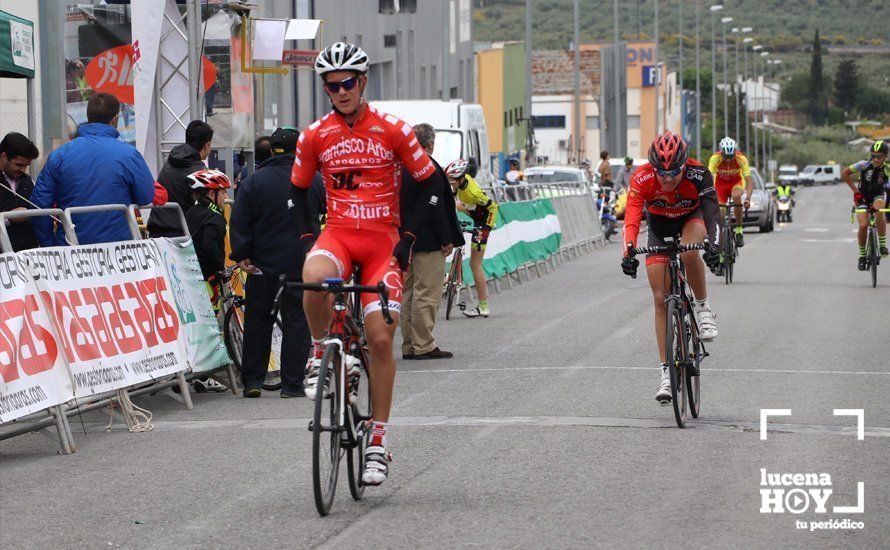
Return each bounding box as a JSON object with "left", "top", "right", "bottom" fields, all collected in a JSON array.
[
  {"left": 524, "top": 165, "right": 593, "bottom": 201},
  {"left": 798, "top": 164, "right": 841, "bottom": 186},
  {"left": 742, "top": 167, "right": 776, "bottom": 233},
  {"left": 778, "top": 164, "right": 799, "bottom": 185}
]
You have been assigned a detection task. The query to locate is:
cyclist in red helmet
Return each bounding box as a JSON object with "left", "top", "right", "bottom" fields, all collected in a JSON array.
[{"left": 620, "top": 132, "right": 722, "bottom": 405}]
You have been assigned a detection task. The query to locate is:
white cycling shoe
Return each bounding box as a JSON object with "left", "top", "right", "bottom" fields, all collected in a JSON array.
[
  {"left": 361, "top": 445, "right": 391, "bottom": 486},
  {"left": 304, "top": 357, "right": 324, "bottom": 401},
  {"left": 694, "top": 305, "right": 718, "bottom": 342},
  {"left": 655, "top": 367, "right": 672, "bottom": 405}
]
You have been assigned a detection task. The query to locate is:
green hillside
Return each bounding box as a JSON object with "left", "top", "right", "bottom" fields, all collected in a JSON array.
[{"left": 474, "top": 0, "right": 890, "bottom": 90}]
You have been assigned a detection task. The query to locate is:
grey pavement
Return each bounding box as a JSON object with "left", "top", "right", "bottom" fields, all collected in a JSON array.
[{"left": 1, "top": 184, "right": 888, "bottom": 549}]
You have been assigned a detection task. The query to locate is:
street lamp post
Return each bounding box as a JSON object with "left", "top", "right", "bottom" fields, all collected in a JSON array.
[
  {"left": 695, "top": 0, "right": 702, "bottom": 158},
  {"left": 752, "top": 44, "right": 762, "bottom": 170},
  {"left": 721, "top": 16, "right": 733, "bottom": 138},
  {"left": 654, "top": 0, "right": 660, "bottom": 135},
  {"left": 743, "top": 36, "right": 753, "bottom": 153},
  {"left": 710, "top": 4, "right": 723, "bottom": 152},
  {"left": 760, "top": 50, "right": 770, "bottom": 174},
  {"left": 767, "top": 58, "right": 782, "bottom": 181}
]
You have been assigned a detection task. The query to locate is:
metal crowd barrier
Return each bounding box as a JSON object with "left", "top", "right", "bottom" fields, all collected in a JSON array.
[{"left": 0, "top": 203, "right": 240, "bottom": 454}]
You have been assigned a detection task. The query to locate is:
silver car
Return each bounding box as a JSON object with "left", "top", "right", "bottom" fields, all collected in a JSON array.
[{"left": 741, "top": 167, "right": 775, "bottom": 233}]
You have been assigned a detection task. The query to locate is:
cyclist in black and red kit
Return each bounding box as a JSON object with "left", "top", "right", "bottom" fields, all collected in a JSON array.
[{"left": 620, "top": 132, "right": 723, "bottom": 404}]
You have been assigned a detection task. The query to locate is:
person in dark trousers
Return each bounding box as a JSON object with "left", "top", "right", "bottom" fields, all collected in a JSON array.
[
  {"left": 400, "top": 123, "right": 465, "bottom": 360},
  {"left": 0, "top": 132, "right": 40, "bottom": 252},
  {"left": 148, "top": 120, "right": 214, "bottom": 238},
  {"left": 31, "top": 93, "right": 154, "bottom": 245},
  {"left": 229, "top": 127, "right": 310, "bottom": 398}
]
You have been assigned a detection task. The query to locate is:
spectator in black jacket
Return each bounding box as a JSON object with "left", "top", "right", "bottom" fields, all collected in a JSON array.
[
  {"left": 229, "top": 127, "right": 310, "bottom": 398},
  {"left": 400, "top": 123, "right": 465, "bottom": 360},
  {"left": 0, "top": 133, "right": 40, "bottom": 252},
  {"left": 148, "top": 120, "right": 213, "bottom": 238}
]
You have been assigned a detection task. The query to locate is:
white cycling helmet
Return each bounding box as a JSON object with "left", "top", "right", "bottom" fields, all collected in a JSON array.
[
  {"left": 719, "top": 137, "right": 737, "bottom": 156},
  {"left": 445, "top": 159, "right": 470, "bottom": 180},
  {"left": 315, "top": 42, "right": 369, "bottom": 76}
]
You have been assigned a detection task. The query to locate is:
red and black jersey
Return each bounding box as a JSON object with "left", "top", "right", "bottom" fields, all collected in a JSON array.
[{"left": 622, "top": 160, "right": 722, "bottom": 250}]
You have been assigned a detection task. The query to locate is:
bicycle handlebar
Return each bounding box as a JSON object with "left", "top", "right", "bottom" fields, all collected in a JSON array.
[
  {"left": 271, "top": 274, "right": 393, "bottom": 325},
  {"left": 631, "top": 242, "right": 708, "bottom": 256}
]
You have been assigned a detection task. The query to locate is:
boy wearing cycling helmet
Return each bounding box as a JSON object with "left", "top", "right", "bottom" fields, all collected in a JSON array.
[{"left": 445, "top": 159, "right": 499, "bottom": 318}]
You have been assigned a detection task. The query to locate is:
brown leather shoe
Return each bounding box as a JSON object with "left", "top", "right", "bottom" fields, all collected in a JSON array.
[{"left": 413, "top": 347, "right": 453, "bottom": 360}]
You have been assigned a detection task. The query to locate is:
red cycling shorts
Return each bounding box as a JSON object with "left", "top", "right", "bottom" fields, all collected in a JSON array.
[
  {"left": 644, "top": 211, "right": 705, "bottom": 266},
  {"left": 307, "top": 227, "right": 402, "bottom": 317},
  {"left": 715, "top": 180, "right": 745, "bottom": 204}
]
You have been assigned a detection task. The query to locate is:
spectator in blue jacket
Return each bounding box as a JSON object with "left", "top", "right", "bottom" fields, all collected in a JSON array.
[{"left": 31, "top": 93, "right": 154, "bottom": 246}]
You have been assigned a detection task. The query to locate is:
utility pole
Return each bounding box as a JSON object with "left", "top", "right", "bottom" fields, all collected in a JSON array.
[
  {"left": 743, "top": 36, "right": 752, "bottom": 153},
  {"left": 760, "top": 51, "right": 769, "bottom": 174},
  {"left": 732, "top": 27, "right": 739, "bottom": 140},
  {"left": 752, "top": 44, "right": 762, "bottom": 170},
  {"left": 573, "top": 0, "right": 581, "bottom": 163}
]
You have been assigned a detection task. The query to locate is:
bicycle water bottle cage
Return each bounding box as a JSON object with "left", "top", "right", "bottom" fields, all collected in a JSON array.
[{"left": 325, "top": 277, "right": 344, "bottom": 285}]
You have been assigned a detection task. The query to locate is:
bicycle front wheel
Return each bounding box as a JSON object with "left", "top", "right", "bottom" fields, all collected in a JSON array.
[
  {"left": 723, "top": 229, "right": 733, "bottom": 285},
  {"left": 347, "top": 348, "right": 372, "bottom": 501},
  {"left": 312, "top": 343, "right": 343, "bottom": 516},
  {"left": 869, "top": 228, "right": 878, "bottom": 288},
  {"left": 685, "top": 305, "right": 702, "bottom": 419},
  {"left": 445, "top": 255, "right": 461, "bottom": 320},
  {"left": 665, "top": 300, "right": 688, "bottom": 428}
]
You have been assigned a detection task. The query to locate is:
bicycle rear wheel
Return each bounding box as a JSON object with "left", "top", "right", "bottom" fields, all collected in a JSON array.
[
  {"left": 665, "top": 300, "right": 688, "bottom": 428},
  {"left": 347, "top": 348, "right": 372, "bottom": 501},
  {"left": 723, "top": 229, "right": 733, "bottom": 285},
  {"left": 312, "top": 343, "right": 343, "bottom": 516},
  {"left": 222, "top": 305, "right": 244, "bottom": 369},
  {"left": 685, "top": 305, "right": 702, "bottom": 419}
]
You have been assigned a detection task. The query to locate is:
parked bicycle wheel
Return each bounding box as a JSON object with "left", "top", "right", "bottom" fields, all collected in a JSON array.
[
  {"left": 312, "top": 343, "right": 343, "bottom": 516},
  {"left": 444, "top": 254, "right": 462, "bottom": 320},
  {"left": 222, "top": 305, "right": 244, "bottom": 369},
  {"left": 346, "top": 349, "right": 372, "bottom": 501},
  {"left": 665, "top": 301, "right": 688, "bottom": 428}
]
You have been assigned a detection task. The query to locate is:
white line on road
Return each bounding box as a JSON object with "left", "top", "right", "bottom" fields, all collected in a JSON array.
[
  {"left": 801, "top": 238, "right": 855, "bottom": 243},
  {"left": 804, "top": 228, "right": 830, "bottom": 232},
  {"left": 399, "top": 365, "right": 890, "bottom": 376},
  {"left": 135, "top": 416, "right": 890, "bottom": 438}
]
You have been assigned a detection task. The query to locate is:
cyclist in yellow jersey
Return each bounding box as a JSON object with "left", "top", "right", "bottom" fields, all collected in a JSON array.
[
  {"left": 708, "top": 137, "right": 753, "bottom": 247},
  {"left": 445, "top": 159, "right": 498, "bottom": 318}
]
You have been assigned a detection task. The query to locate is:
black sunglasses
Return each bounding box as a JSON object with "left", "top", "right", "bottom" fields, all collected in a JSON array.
[
  {"left": 871, "top": 153, "right": 886, "bottom": 159},
  {"left": 323, "top": 76, "right": 360, "bottom": 93}
]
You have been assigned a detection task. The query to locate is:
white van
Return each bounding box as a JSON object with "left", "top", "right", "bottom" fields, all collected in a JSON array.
[
  {"left": 799, "top": 164, "right": 841, "bottom": 186},
  {"left": 370, "top": 100, "right": 493, "bottom": 184}
]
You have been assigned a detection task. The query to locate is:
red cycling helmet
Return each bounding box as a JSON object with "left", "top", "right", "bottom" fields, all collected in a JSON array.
[
  {"left": 188, "top": 169, "right": 231, "bottom": 190},
  {"left": 648, "top": 131, "right": 688, "bottom": 171}
]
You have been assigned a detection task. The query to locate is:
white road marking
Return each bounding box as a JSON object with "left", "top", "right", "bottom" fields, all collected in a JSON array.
[
  {"left": 804, "top": 228, "right": 830, "bottom": 232},
  {"left": 138, "top": 416, "right": 890, "bottom": 438},
  {"left": 801, "top": 238, "right": 855, "bottom": 243},
  {"left": 399, "top": 365, "right": 890, "bottom": 376}
]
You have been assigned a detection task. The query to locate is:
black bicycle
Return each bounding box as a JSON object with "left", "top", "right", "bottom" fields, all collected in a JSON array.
[
  {"left": 718, "top": 200, "right": 740, "bottom": 285},
  {"left": 630, "top": 238, "right": 707, "bottom": 428},
  {"left": 219, "top": 266, "right": 282, "bottom": 391},
  {"left": 273, "top": 276, "right": 392, "bottom": 516},
  {"left": 853, "top": 207, "right": 890, "bottom": 288}
]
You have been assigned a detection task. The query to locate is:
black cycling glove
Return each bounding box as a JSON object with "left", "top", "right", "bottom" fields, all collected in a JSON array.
[{"left": 392, "top": 232, "right": 416, "bottom": 271}]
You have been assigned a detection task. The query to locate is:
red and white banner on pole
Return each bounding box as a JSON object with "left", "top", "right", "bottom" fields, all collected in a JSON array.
[{"left": 0, "top": 241, "right": 189, "bottom": 422}]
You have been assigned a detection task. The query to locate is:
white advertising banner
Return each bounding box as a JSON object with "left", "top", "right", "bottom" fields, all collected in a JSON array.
[
  {"left": 0, "top": 253, "right": 75, "bottom": 423},
  {"left": 14, "top": 242, "right": 187, "bottom": 399},
  {"left": 132, "top": 0, "right": 166, "bottom": 176}
]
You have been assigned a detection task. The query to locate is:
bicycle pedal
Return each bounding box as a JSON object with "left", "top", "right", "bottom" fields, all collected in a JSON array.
[
  {"left": 307, "top": 420, "right": 314, "bottom": 431},
  {"left": 458, "top": 302, "right": 466, "bottom": 311}
]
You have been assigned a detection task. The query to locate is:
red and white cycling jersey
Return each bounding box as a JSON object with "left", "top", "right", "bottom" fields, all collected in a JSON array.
[{"left": 290, "top": 105, "right": 436, "bottom": 231}]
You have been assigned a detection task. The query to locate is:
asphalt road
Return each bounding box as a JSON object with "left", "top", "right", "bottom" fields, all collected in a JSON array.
[{"left": 2, "top": 184, "right": 888, "bottom": 549}]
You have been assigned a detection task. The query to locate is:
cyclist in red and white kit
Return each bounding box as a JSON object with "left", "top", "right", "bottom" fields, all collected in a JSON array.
[
  {"left": 289, "top": 43, "right": 443, "bottom": 487},
  {"left": 620, "top": 132, "right": 723, "bottom": 404}
]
